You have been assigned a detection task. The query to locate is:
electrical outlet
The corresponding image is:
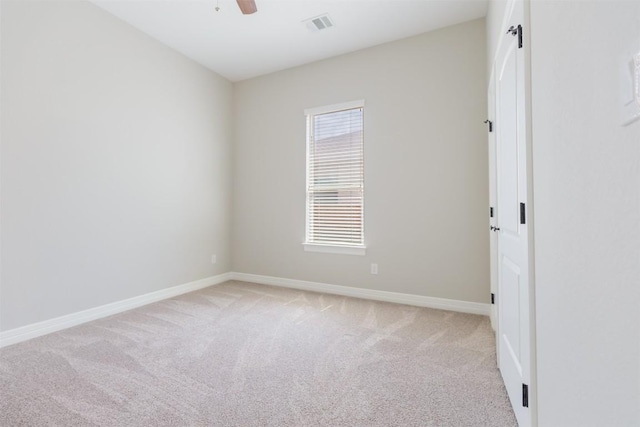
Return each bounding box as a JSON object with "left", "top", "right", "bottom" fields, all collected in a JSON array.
[
  {"left": 370, "top": 263, "right": 378, "bottom": 275},
  {"left": 211, "top": 254, "right": 217, "bottom": 264}
]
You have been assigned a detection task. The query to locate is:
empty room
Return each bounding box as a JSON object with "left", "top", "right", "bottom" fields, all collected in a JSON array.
[{"left": 1, "top": 0, "right": 638, "bottom": 426}]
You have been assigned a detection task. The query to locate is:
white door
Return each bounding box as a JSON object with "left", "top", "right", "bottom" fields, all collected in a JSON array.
[
  {"left": 495, "top": 1, "right": 531, "bottom": 426},
  {"left": 487, "top": 69, "right": 498, "bottom": 333}
]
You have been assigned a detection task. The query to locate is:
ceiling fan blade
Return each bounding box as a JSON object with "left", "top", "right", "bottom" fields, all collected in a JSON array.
[{"left": 236, "top": 0, "right": 257, "bottom": 14}]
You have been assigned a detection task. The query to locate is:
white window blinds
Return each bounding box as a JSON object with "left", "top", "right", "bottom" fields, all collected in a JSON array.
[{"left": 305, "top": 101, "right": 364, "bottom": 248}]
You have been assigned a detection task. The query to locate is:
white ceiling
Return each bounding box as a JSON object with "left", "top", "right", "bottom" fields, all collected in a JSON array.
[{"left": 91, "top": 0, "right": 488, "bottom": 82}]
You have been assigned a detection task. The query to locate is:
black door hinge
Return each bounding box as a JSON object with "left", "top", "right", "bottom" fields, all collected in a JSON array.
[
  {"left": 491, "top": 293, "right": 495, "bottom": 304},
  {"left": 517, "top": 25, "right": 523, "bottom": 49},
  {"left": 507, "top": 25, "right": 523, "bottom": 49},
  {"left": 522, "top": 384, "right": 529, "bottom": 407},
  {"left": 484, "top": 119, "right": 493, "bottom": 132},
  {"left": 520, "top": 202, "right": 526, "bottom": 224},
  {"left": 490, "top": 207, "right": 494, "bottom": 218}
]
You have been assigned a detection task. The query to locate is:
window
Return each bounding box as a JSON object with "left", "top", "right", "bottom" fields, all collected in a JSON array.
[{"left": 304, "top": 100, "right": 365, "bottom": 255}]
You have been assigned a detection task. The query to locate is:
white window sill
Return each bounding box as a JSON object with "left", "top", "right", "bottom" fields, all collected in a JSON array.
[{"left": 303, "top": 243, "right": 366, "bottom": 256}]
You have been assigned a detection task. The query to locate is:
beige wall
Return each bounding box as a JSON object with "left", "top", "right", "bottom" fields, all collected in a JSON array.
[
  {"left": 232, "top": 19, "right": 489, "bottom": 303},
  {"left": 529, "top": 1, "right": 640, "bottom": 425},
  {"left": 0, "top": 1, "right": 233, "bottom": 331}
]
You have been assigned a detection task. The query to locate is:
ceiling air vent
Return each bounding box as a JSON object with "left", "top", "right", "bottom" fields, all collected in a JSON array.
[{"left": 304, "top": 14, "right": 334, "bottom": 32}]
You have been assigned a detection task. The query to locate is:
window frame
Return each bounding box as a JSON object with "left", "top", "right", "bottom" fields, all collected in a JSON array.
[{"left": 303, "top": 100, "right": 366, "bottom": 256}]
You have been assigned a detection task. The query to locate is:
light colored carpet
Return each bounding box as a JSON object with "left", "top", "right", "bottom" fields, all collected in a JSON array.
[{"left": 0, "top": 280, "right": 517, "bottom": 426}]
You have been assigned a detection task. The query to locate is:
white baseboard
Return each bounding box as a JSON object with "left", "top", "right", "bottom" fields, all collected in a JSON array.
[
  {"left": 1, "top": 271, "right": 489, "bottom": 348},
  {"left": 230, "top": 272, "right": 490, "bottom": 316},
  {"left": 0, "top": 273, "right": 233, "bottom": 348}
]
